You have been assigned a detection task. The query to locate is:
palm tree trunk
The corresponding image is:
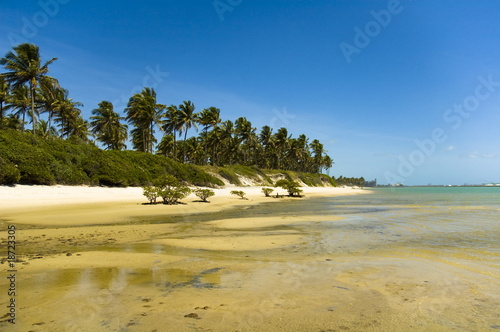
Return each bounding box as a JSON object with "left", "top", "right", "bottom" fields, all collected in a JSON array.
[
  {"left": 173, "top": 130, "right": 177, "bottom": 160},
  {"left": 142, "top": 128, "right": 146, "bottom": 153},
  {"left": 0, "top": 102, "right": 3, "bottom": 129},
  {"left": 204, "top": 128, "right": 208, "bottom": 165},
  {"left": 22, "top": 110, "right": 26, "bottom": 132},
  {"left": 150, "top": 122, "right": 154, "bottom": 153},
  {"left": 30, "top": 81, "right": 36, "bottom": 135},
  {"left": 183, "top": 130, "right": 188, "bottom": 163}
]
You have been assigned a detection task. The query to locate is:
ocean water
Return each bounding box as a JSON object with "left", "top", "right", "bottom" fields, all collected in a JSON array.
[
  {"left": 290, "top": 187, "right": 500, "bottom": 330},
  {"left": 321, "top": 187, "right": 500, "bottom": 253}
]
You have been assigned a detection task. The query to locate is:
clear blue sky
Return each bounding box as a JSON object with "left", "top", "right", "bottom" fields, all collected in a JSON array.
[{"left": 1, "top": 0, "right": 499, "bottom": 185}]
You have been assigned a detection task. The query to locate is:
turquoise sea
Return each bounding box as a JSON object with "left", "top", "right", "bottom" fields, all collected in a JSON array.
[
  {"left": 319, "top": 187, "right": 500, "bottom": 256},
  {"left": 306, "top": 186, "right": 500, "bottom": 330},
  {"left": 228, "top": 186, "right": 499, "bottom": 330}
]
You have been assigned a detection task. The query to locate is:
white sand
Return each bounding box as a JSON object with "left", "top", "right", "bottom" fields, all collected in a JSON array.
[
  {"left": 0, "top": 184, "right": 368, "bottom": 225},
  {"left": 0, "top": 184, "right": 366, "bottom": 209}
]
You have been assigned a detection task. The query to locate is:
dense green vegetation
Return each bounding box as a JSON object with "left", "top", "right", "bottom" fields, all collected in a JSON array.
[
  {"left": 0, "top": 43, "right": 366, "bottom": 187},
  {"left": 0, "top": 129, "right": 222, "bottom": 187},
  {"left": 0, "top": 129, "right": 367, "bottom": 188}
]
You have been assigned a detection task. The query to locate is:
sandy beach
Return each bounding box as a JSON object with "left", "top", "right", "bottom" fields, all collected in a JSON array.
[
  {"left": 0, "top": 184, "right": 381, "bottom": 331},
  {"left": 0, "top": 185, "right": 365, "bottom": 225},
  {"left": 1, "top": 185, "right": 496, "bottom": 331}
]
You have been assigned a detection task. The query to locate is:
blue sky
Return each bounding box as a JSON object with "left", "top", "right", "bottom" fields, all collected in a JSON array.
[{"left": 1, "top": 0, "right": 499, "bottom": 185}]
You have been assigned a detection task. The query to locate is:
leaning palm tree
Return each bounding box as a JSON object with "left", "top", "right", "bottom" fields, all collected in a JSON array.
[
  {"left": 125, "top": 87, "right": 165, "bottom": 153},
  {"left": 0, "top": 43, "right": 58, "bottom": 134},
  {"left": 177, "top": 100, "right": 198, "bottom": 162},
  {"left": 90, "top": 101, "right": 128, "bottom": 150}
]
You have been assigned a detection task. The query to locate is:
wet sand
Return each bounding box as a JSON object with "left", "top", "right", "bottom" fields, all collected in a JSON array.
[{"left": 0, "top": 185, "right": 496, "bottom": 331}]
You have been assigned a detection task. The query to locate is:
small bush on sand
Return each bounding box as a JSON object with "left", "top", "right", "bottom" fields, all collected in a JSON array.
[
  {"left": 194, "top": 188, "right": 215, "bottom": 202},
  {"left": 274, "top": 179, "right": 303, "bottom": 197},
  {"left": 262, "top": 187, "right": 274, "bottom": 197},
  {"left": 154, "top": 175, "right": 191, "bottom": 205},
  {"left": 143, "top": 186, "right": 159, "bottom": 204},
  {"left": 230, "top": 190, "right": 247, "bottom": 200}
]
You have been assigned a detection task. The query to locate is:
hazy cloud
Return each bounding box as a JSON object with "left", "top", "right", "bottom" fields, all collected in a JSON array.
[{"left": 460, "top": 151, "right": 498, "bottom": 159}]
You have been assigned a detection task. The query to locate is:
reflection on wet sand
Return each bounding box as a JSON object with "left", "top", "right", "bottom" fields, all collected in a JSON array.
[{"left": 1, "top": 191, "right": 499, "bottom": 331}]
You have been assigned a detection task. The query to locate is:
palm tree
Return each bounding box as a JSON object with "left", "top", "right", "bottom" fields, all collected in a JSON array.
[
  {"left": 0, "top": 76, "right": 11, "bottom": 128},
  {"left": 7, "top": 85, "right": 31, "bottom": 131},
  {"left": 273, "top": 127, "right": 290, "bottom": 169},
  {"left": 0, "top": 43, "right": 58, "bottom": 134},
  {"left": 258, "top": 125, "right": 273, "bottom": 168},
  {"left": 185, "top": 136, "right": 204, "bottom": 164},
  {"left": 3, "top": 114, "right": 23, "bottom": 130},
  {"left": 177, "top": 100, "right": 198, "bottom": 162},
  {"left": 157, "top": 134, "right": 175, "bottom": 156},
  {"left": 68, "top": 115, "right": 91, "bottom": 142},
  {"left": 310, "top": 139, "right": 324, "bottom": 173},
  {"left": 125, "top": 87, "right": 165, "bottom": 153},
  {"left": 321, "top": 155, "right": 334, "bottom": 174},
  {"left": 90, "top": 101, "right": 128, "bottom": 150},
  {"left": 206, "top": 127, "right": 222, "bottom": 165},
  {"left": 294, "top": 134, "right": 309, "bottom": 172},
  {"left": 52, "top": 89, "right": 84, "bottom": 139},
  {"left": 198, "top": 107, "right": 221, "bottom": 164},
  {"left": 217, "top": 120, "right": 235, "bottom": 165},
  {"left": 235, "top": 117, "right": 256, "bottom": 164},
  {"left": 35, "top": 119, "right": 57, "bottom": 139},
  {"left": 37, "top": 80, "right": 61, "bottom": 129},
  {"left": 163, "top": 105, "right": 182, "bottom": 160}
]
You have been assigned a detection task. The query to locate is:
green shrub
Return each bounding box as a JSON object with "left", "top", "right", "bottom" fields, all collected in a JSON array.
[
  {"left": 154, "top": 175, "right": 191, "bottom": 205},
  {"left": 0, "top": 130, "right": 333, "bottom": 188},
  {"left": 218, "top": 168, "right": 242, "bottom": 185},
  {"left": 143, "top": 186, "right": 159, "bottom": 204},
  {"left": 230, "top": 190, "right": 247, "bottom": 199},
  {"left": 261, "top": 187, "right": 274, "bottom": 197},
  {"left": 194, "top": 188, "right": 215, "bottom": 202},
  {"left": 275, "top": 179, "right": 303, "bottom": 197},
  {"left": 0, "top": 157, "right": 20, "bottom": 185}
]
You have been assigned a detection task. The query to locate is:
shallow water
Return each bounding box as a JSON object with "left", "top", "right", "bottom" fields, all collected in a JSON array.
[{"left": 2, "top": 187, "right": 499, "bottom": 331}]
